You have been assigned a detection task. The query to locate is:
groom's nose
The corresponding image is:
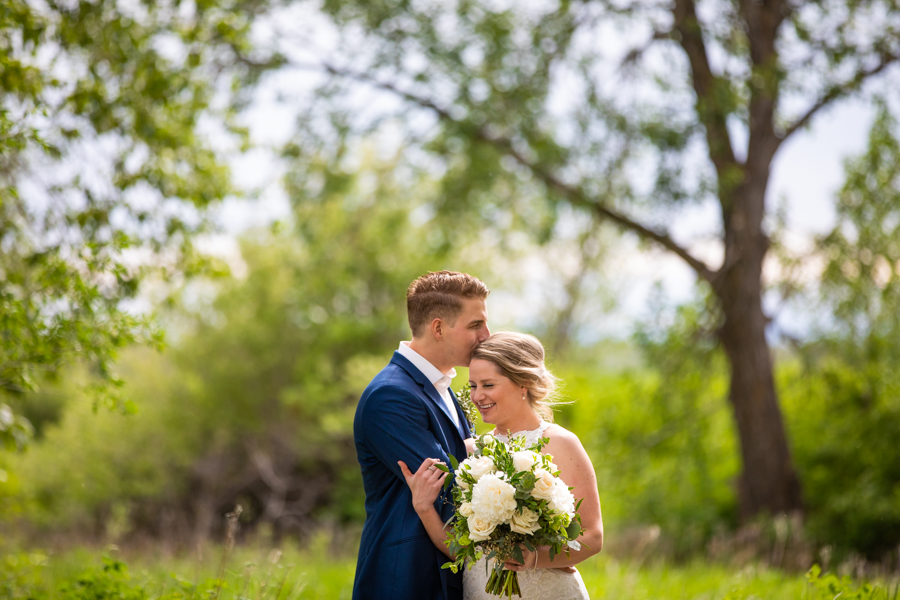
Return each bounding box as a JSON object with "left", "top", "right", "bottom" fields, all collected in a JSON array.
[{"left": 478, "top": 324, "right": 491, "bottom": 341}]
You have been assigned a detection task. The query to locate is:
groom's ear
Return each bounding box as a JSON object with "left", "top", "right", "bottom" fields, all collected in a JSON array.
[{"left": 430, "top": 317, "right": 444, "bottom": 340}]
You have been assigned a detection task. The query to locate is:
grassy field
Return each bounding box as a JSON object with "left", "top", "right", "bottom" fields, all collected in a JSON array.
[{"left": 1, "top": 535, "right": 897, "bottom": 600}]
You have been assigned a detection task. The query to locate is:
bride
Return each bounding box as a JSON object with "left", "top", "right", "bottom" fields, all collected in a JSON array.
[{"left": 398, "top": 332, "right": 604, "bottom": 600}]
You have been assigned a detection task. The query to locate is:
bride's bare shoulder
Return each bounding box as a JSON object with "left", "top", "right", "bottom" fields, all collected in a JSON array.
[{"left": 542, "top": 424, "right": 584, "bottom": 450}]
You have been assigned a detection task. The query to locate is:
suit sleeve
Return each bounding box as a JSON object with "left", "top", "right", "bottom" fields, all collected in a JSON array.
[{"left": 360, "top": 384, "right": 449, "bottom": 481}]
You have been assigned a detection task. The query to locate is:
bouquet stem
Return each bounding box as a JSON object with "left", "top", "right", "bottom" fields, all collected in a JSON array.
[{"left": 485, "top": 564, "right": 521, "bottom": 598}]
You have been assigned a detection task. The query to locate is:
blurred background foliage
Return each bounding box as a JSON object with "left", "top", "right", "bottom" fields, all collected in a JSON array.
[
  {"left": 2, "top": 105, "right": 900, "bottom": 567},
  {"left": 2, "top": 0, "right": 900, "bottom": 589}
]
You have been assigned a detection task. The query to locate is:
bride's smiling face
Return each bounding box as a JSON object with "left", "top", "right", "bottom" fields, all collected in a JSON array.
[{"left": 468, "top": 358, "right": 527, "bottom": 426}]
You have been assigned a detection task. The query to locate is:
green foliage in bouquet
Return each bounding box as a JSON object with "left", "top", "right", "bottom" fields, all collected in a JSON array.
[
  {"left": 454, "top": 384, "right": 480, "bottom": 432},
  {"left": 441, "top": 433, "right": 584, "bottom": 598}
]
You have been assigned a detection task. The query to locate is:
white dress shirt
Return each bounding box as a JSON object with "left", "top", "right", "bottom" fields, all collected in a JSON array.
[{"left": 397, "top": 341, "right": 460, "bottom": 428}]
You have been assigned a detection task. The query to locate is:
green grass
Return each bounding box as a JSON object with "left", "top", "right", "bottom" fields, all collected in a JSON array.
[{"left": 1, "top": 540, "right": 897, "bottom": 600}]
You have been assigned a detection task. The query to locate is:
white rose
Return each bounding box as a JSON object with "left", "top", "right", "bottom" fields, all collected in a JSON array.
[
  {"left": 548, "top": 479, "right": 576, "bottom": 518},
  {"left": 470, "top": 473, "right": 518, "bottom": 524},
  {"left": 461, "top": 455, "right": 495, "bottom": 482},
  {"left": 512, "top": 450, "right": 540, "bottom": 473},
  {"left": 480, "top": 433, "right": 496, "bottom": 446},
  {"left": 467, "top": 515, "right": 498, "bottom": 541},
  {"left": 459, "top": 502, "right": 475, "bottom": 518},
  {"left": 531, "top": 468, "right": 556, "bottom": 500},
  {"left": 509, "top": 506, "right": 542, "bottom": 535}
]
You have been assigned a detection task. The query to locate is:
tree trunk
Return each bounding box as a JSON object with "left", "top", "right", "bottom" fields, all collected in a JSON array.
[{"left": 715, "top": 180, "right": 803, "bottom": 518}]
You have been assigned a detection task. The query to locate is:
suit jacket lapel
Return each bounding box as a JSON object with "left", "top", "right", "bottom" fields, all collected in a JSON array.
[{"left": 390, "top": 352, "right": 465, "bottom": 440}]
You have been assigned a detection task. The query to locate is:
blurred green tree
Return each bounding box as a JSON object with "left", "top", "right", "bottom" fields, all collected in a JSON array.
[
  {"left": 782, "top": 102, "right": 900, "bottom": 557},
  {"left": 0, "top": 0, "right": 283, "bottom": 447},
  {"left": 283, "top": 0, "right": 900, "bottom": 518},
  {"left": 4, "top": 153, "right": 493, "bottom": 543}
]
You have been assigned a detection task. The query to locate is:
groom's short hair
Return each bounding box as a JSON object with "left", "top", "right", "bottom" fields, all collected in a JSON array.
[{"left": 407, "top": 271, "right": 489, "bottom": 338}]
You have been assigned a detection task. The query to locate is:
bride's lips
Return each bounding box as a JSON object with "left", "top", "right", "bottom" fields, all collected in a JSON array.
[{"left": 475, "top": 402, "right": 496, "bottom": 413}]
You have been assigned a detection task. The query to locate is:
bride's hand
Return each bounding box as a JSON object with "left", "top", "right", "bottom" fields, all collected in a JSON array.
[
  {"left": 398, "top": 458, "right": 447, "bottom": 514},
  {"left": 504, "top": 548, "right": 577, "bottom": 574},
  {"left": 504, "top": 548, "right": 537, "bottom": 572}
]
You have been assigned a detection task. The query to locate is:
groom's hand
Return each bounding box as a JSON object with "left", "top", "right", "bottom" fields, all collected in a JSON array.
[{"left": 398, "top": 458, "right": 447, "bottom": 515}]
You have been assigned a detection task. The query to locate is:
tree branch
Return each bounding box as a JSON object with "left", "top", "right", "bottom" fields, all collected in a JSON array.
[
  {"left": 738, "top": 0, "right": 785, "bottom": 168},
  {"left": 671, "top": 0, "right": 738, "bottom": 174},
  {"left": 298, "top": 61, "right": 717, "bottom": 283},
  {"left": 506, "top": 149, "right": 717, "bottom": 283},
  {"left": 781, "top": 52, "right": 900, "bottom": 143}
]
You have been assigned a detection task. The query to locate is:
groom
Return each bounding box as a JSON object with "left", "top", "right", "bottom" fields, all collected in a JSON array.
[{"left": 352, "top": 271, "right": 490, "bottom": 600}]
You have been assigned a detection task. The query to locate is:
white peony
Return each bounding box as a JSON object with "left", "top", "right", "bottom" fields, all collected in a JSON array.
[
  {"left": 512, "top": 450, "right": 540, "bottom": 473},
  {"left": 531, "top": 468, "right": 557, "bottom": 500},
  {"left": 470, "top": 473, "right": 518, "bottom": 524},
  {"left": 460, "top": 455, "right": 495, "bottom": 482},
  {"left": 467, "top": 515, "right": 498, "bottom": 541},
  {"left": 509, "top": 506, "right": 542, "bottom": 535},
  {"left": 548, "top": 478, "right": 576, "bottom": 518}
]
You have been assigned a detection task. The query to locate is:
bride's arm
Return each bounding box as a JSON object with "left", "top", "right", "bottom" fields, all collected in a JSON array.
[
  {"left": 398, "top": 458, "right": 453, "bottom": 559},
  {"left": 507, "top": 428, "right": 604, "bottom": 571}
]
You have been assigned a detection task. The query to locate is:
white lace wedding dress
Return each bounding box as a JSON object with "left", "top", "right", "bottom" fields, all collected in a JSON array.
[{"left": 462, "top": 421, "right": 590, "bottom": 600}]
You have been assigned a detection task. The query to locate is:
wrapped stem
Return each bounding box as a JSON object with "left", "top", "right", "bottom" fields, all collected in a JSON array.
[{"left": 484, "top": 562, "right": 521, "bottom": 598}]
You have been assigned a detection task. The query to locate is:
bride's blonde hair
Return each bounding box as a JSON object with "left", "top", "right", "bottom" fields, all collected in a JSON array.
[{"left": 471, "top": 332, "right": 560, "bottom": 422}]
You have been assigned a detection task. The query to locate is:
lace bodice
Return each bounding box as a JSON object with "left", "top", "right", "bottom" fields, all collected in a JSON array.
[{"left": 494, "top": 421, "right": 552, "bottom": 447}]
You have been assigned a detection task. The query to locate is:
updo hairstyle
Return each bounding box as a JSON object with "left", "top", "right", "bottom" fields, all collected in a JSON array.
[{"left": 471, "top": 332, "right": 560, "bottom": 423}]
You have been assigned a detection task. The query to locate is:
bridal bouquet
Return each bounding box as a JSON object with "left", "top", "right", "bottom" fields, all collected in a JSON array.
[{"left": 439, "top": 432, "right": 583, "bottom": 598}]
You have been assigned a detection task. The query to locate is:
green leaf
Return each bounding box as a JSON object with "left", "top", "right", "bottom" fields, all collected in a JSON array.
[
  {"left": 512, "top": 544, "right": 525, "bottom": 566},
  {"left": 518, "top": 472, "right": 536, "bottom": 491}
]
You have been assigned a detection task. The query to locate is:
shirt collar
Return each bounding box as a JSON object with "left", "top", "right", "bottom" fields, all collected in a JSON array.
[{"left": 398, "top": 342, "right": 457, "bottom": 390}]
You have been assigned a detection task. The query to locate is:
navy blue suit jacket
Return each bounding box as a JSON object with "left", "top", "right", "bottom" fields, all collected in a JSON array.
[{"left": 353, "top": 351, "right": 472, "bottom": 600}]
